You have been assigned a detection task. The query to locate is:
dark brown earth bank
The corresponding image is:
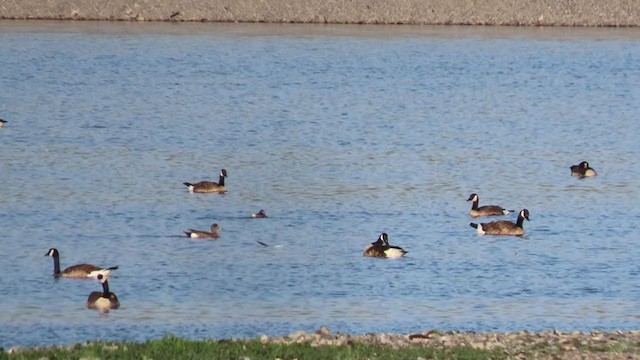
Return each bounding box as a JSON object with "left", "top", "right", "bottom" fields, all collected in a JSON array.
[{"left": 1, "top": 0, "right": 640, "bottom": 26}]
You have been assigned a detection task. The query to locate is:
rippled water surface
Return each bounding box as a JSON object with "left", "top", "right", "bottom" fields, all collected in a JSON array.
[{"left": 1, "top": 20, "right": 639, "bottom": 348}]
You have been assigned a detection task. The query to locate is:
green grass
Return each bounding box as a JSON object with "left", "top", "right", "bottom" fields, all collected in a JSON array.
[{"left": 2, "top": 336, "right": 506, "bottom": 360}]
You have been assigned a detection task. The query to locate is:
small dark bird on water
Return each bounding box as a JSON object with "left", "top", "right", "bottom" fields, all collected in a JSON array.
[{"left": 570, "top": 161, "right": 597, "bottom": 177}]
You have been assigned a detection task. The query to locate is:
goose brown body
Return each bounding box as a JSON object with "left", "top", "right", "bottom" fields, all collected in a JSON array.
[
  {"left": 467, "top": 193, "right": 511, "bottom": 218},
  {"left": 183, "top": 169, "right": 227, "bottom": 193},
  {"left": 45, "top": 248, "right": 118, "bottom": 278},
  {"left": 184, "top": 223, "right": 221, "bottom": 238},
  {"left": 470, "top": 209, "right": 530, "bottom": 236},
  {"left": 86, "top": 274, "right": 120, "bottom": 311}
]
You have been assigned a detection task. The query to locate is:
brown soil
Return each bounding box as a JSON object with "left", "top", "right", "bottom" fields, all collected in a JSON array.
[{"left": 1, "top": 0, "right": 640, "bottom": 26}]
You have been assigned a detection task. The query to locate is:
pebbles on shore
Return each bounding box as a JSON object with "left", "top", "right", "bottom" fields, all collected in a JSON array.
[
  {"left": 257, "top": 327, "right": 640, "bottom": 359},
  {"left": 6, "top": 327, "right": 640, "bottom": 359}
]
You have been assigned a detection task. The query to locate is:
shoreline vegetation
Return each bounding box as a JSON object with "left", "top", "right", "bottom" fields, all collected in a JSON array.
[
  {"left": 1, "top": 0, "right": 640, "bottom": 26},
  {"left": 5, "top": 328, "right": 640, "bottom": 359}
]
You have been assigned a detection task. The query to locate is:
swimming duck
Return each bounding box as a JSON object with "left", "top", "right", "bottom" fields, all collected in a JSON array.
[
  {"left": 86, "top": 274, "right": 120, "bottom": 311},
  {"left": 467, "top": 193, "right": 512, "bottom": 218},
  {"left": 570, "top": 161, "right": 597, "bottom": 177},
  {"left": 45, "top": 248, "right": 118, "bottom": 278},
  {"left": 251, "top": 209, "right": 267, "bottom": 218},
  {"left": 184, "top": 223, "right": 221, "bottom": 238},
  {"left": 470, "top": 209, "right": 530, "bottom": 236},
  {"left": 363, "top": 233, "right": 407, "bottom": 259},
  {"left": 183, "top": 169, "right": 227, "bottom": 193}
]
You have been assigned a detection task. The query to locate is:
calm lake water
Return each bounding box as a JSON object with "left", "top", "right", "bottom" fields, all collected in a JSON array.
[{"left": 1, "top": 20, "right": 639, "bottom": 348}]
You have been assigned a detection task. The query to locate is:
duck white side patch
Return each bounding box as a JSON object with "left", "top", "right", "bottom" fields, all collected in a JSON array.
[{"left": 385, "top": 248, "right": 405, "bottom": 259}]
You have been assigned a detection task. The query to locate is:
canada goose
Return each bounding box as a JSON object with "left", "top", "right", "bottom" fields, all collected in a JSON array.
[
  {"left": 470, "top": 209, "right": 530, "bottom": 236},
  {"left": 251, "top": 209, "right": 267, "bottom": 218},
  {"left": 363, "top": 233, "right": 407, "bottom": 259},
  {"left": 183, "top": 169, "right": 227, "bottom": 193},
  {"left": 86, "top": 274, "right": 120, "bottom": 311},
  {"left": 570, "top": 161, "right": 597, "bottom": 177},
  {"left": 467, "top": 193, "right": 512, "bottom": 218},
  {"left": 184, "top": 223, "right": 221, "bottom": 238},
  {"left": 0, "top": 119, "right": 6, "bottom": 127},
  {"left": 45, "top": 248, "right": 118, "bottom": 278}
]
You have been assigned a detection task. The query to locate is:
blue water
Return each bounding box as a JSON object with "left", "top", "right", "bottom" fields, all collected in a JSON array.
[{"left": 1, "top": 20, "right": 639, "bottom": 349}]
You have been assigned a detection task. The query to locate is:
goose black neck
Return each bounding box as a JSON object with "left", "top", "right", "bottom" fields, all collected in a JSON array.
[
  {"left": 101, "top": 280, "right": 111, "bottom": 297},
  {"left": 52, "top": 255, "right": 61, "bottom": 275},
  {"left": 218, "top": 174, "right": 225, "bottom": 186},
  {"left": 470, "top": 199, "right": 479, "bottom": 210},
  {"left": 517, "top": 215, "right": 525, "bottom": 228}
]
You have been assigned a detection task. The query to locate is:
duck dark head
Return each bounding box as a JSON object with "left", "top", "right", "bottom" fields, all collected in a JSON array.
[
  {"left": 45, "top": 248, "right": 59, "bottom": 257},
  {"left": 372, "top": 232, "right": 388, "bottom": 246}
]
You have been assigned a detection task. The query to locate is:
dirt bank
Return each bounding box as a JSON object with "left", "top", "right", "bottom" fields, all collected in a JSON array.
[{"left": 1, "top": 0, "right": 639, "bottom": 26}]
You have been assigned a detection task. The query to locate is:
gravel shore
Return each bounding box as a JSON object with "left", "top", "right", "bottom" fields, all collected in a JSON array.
[
  {"left": 1, "top": 0, "right": 640, "bottom": 26},
  {"left": 259, "top": 327, "right": 640, "bottom": 359},
  {"left": 7, "top": 327, "right": 640, "bottom": 359}
]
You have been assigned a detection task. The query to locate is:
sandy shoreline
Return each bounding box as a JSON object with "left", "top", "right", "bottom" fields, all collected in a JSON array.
[{"left": 1, "top": 0, "right": 640, "bottom": 27}]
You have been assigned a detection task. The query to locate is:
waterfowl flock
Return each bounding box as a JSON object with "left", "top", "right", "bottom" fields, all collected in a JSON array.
[
  {"left": 40, "top": 159, "right": 596, "bottom": 309},
  {"left": 361, "top": 160, "right": 597, "bottom": 258}
]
